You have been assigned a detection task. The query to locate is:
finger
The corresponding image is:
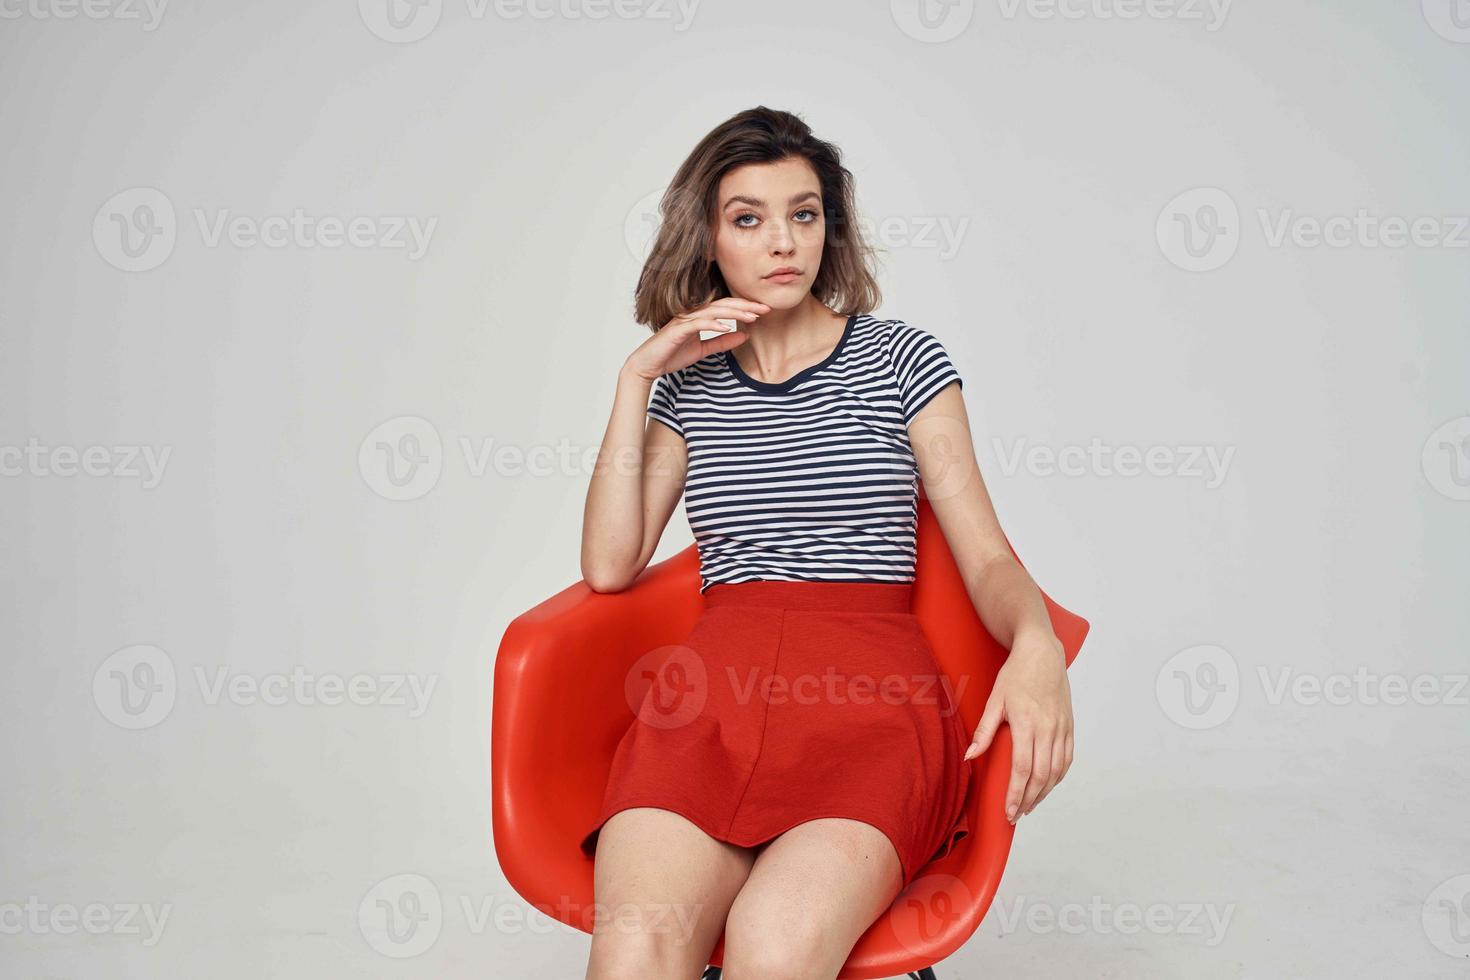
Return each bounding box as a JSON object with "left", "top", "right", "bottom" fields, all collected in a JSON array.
[
  {"left": 694, "top": 305, "right": 765, "bottom": 325},
  {"left": 1028, "top": 732, "right": 1069, "bottom": 814},
  {"left": 691, "top": 301, "right": 769, "bottom": 324},
  {"left": 1019, "top": 728, "right": 1052, "bottom": 817},
  {"left": 699, "top": 298, "right": 771, "bottom": 314},
  {"left": 964, "top": 694, "right": 1005, "bottom": 760},
  {"left": 668, "top": 316, "right": 742, "bottom": 340},
  {"left": 1005, "top": 722, "right": 1033, "bottom": 823}
]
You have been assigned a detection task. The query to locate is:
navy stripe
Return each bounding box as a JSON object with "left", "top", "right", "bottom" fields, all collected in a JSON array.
[{"left": 646, "top": 314, "right": 963, "bottom": 593}]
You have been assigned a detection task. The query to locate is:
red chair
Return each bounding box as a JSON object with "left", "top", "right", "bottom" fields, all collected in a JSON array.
[{"left": 491, "top": 497, "right": 1090, "bottom": 979}]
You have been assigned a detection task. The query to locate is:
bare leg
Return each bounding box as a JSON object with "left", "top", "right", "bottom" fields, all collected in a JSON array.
[
  {"left": 719, "top": 818, "right": 905, "bottom": 980},
  {"left": 585, "top": 807, "right": 759, "bottom": 980}
]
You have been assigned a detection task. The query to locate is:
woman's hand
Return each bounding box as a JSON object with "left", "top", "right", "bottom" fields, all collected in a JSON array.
[
  {"left": 962, "top": 630, "right": 1074, "bottom": 824},
  {"left": 623, "top": 298, "right": 767, "bottom": 383}
]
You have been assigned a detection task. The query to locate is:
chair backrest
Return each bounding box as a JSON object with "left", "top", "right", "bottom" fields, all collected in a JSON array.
[{"left": 491, "top": 495, "right": 1089, "bottom": 972}]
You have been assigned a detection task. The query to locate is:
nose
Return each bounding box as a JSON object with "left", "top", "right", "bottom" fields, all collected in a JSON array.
[{"left": 764, "top": 219, "right": 796, "bottom": 254}]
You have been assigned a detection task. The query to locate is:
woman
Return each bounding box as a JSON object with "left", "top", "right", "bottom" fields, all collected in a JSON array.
[{"left": 578, "top": 106, "right": 1074, "bottom": 980}]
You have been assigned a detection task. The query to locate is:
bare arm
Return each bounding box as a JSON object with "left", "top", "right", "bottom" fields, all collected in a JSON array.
[
  {"left": 908, "top": 382, "right": 1074, "bottom": 824},
  {"left": 910, "top": 384, "right": 1062, "bottom": 656},
  {"left": 579, "top": 298, "right": 768, "bottom": 592},
  {"left": 579, "top": 367, "right": 688, "bottom": 592}
]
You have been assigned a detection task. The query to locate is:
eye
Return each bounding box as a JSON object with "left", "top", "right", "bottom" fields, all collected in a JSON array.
[
  {"left": 734, "top": 213, "right": 758, "bottom": 228},
  {"left": 795, "top": 208, "right": 819, "bottom": 222}
]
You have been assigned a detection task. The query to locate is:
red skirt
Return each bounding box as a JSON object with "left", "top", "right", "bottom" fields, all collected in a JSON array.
[{"left": 578, "top": 579, "right": 972, "bottom": 892}]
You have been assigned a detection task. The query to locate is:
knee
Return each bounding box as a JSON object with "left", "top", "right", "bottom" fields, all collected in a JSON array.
[
  {"left": 586, "top": 932, "right": 700, "bottom": 980},
  {"left": 720, "top": 914, "right": 836, "bottom": 980}
]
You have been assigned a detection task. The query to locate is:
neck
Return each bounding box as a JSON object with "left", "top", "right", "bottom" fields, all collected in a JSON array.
[{"left": 728, "top": 295, "right": 844, "bottom": 376}]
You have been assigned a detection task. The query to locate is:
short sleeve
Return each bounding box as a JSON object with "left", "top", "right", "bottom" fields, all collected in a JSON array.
[
  {"left": 646, "top": 369, "right": 684, "bottom": 437},
  {"left": 889, "top": 321, "right": 963, "bottom": 424}
]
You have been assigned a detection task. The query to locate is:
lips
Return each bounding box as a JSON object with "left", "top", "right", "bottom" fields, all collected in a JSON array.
[{"left": 764, "top": 267, "right": 801, "bottom": 278}]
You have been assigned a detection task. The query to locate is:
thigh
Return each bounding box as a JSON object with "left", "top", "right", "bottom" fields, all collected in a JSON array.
[
  {"left": 721, "top": 818, "right": 904, "bottom": 979},
  {"left": 586, "top": 807, "right": 758, "bottom": 979}
]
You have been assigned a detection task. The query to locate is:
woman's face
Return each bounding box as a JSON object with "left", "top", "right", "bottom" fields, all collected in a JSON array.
[{"left": 710, "top": 157, "right": 826, "bottom": 309}]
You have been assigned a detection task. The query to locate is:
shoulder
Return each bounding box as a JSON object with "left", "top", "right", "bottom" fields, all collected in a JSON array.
[
  {"left": 879, "top": 316, "right": 955, "bottom": 367},
  {"left": 884, "top": 316, "right": 946, "bottom": 347}
]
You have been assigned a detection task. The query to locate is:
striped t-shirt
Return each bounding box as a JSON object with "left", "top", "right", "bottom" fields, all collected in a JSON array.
[{"left": 647, "top": 312, "right": 963, "bottom": 594}]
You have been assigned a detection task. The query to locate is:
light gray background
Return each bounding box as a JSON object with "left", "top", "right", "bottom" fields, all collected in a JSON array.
[{"left": 2, "top": 1, "right": 1467, "bottom": 977}]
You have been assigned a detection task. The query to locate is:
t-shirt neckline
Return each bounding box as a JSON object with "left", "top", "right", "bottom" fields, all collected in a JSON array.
[{"left": 723, "top": 313, "right": 858, "bottom": 394}]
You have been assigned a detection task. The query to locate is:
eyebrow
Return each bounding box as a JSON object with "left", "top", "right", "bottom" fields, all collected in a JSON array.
[{"left": 721, "top": 190, "right": 821, "bottom": 211}]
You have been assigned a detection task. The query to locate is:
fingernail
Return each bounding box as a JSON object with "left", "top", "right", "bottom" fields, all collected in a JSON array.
[
  {"left": 962, "top": 745, "right": 977, "bottom": 761},
  {"left": 1006, "top": 804, "right": 1017, "bottom": 821}
]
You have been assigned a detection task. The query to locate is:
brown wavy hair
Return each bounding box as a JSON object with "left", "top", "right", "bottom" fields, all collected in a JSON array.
[{"left": 633, "top": 106, "right": 882, "bottom": 332}]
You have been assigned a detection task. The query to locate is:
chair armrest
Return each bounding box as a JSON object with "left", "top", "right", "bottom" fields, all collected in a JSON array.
[{"left": 490, "top": 546, "right": 702, "bottom": 907}]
